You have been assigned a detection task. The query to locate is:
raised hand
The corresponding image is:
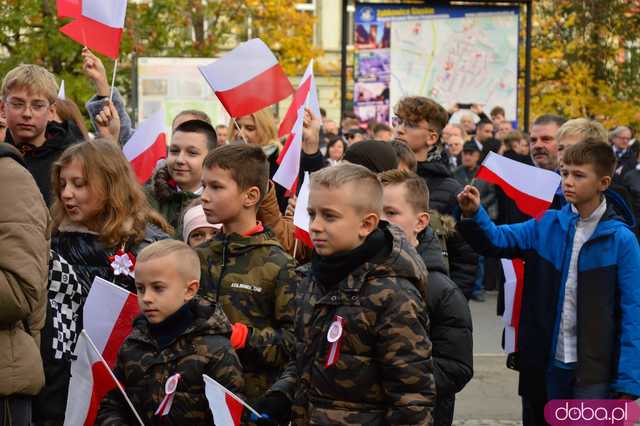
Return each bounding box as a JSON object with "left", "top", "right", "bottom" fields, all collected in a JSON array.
[
  {"left": 81, "top": 47, "right": 110, "bottom": 97},
  {"left": 457, "top": 185, "right": 481, "bottom": 218}
]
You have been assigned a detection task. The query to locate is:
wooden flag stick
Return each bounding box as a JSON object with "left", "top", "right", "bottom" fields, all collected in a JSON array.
[
  {"left": 293, "top": 238, "right": 299, "bottom": 260},
  {"left": 82, "top": 330, "right": 145, "bottom": 426},
  {"left": 109, "top": 59, "right": 118, "bottom": 103},
  {"left": 232, "top": 118, "right": 249, "bottom": 144}
]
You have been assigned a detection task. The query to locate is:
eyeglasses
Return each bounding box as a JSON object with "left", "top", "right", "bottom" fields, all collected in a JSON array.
[
  {"left": 392, "top": 116, "right": 435, "bottom": 133},
  {"left": 4, "top": 98, "right": 52, "bottom": 114}
]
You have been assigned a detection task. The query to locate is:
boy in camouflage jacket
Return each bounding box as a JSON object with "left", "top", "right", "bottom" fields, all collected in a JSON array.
[
  {"left": 97, "top": 240, "right": 244, "bottom": 426},
  {"left": 261, "top": 163, "right": 436, "bottom": 426},
  {"left": 197, "top": 144, "right": 296, "bottom": 403}
]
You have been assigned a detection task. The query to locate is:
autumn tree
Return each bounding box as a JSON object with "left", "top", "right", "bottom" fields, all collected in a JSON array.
[
  {"left": 0, "top": 0, "right": 318, "bottom": 118},
  {"left": 527, "top": 0, "right": 640, "bottom": 127}
]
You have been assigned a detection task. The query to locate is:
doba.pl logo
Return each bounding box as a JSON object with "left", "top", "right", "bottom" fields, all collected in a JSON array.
[{"left": 545, "top": 400, "right": 640, "bottom": 425}]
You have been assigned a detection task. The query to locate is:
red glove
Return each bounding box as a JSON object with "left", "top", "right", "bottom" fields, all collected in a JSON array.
[{"left": 230, "top": 322, "right": 249, "bottom": 350}]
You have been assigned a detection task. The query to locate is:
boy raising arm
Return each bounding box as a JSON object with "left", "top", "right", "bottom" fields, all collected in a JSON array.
[{"left": 457, "top": 140, "right": 640, "bottom": 400}]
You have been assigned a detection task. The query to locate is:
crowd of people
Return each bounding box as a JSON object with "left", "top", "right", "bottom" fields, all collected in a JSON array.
[{"left": 0, "top": 48, "right": 639, "bottom": 426}]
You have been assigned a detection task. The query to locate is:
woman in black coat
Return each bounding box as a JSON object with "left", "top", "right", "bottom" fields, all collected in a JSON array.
[{"left": 34, "top": 140, "right": 171, "bottom": 425}]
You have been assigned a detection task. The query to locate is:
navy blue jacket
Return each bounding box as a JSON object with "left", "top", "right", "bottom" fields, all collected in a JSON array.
[{"left": 457, "top": 193, "right": 640, "bottom": 397}]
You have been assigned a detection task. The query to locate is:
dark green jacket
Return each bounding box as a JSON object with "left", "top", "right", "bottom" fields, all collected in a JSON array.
[
  {"left": 273, "top": 224, "right": 436, "bottom": 426},
  {"left": 145, "top": 165, "right": 199, "bottom": 239},
  {"left": 196, "top": 229, "right": 296, "bottom": 402},
  {"left": 96, "top": 298, "right": 244, "bottom": 426}
]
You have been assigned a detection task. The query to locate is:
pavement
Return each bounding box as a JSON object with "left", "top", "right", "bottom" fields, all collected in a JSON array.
[{"left": 453, "top": 291, "right": 523, "bottom": 425}]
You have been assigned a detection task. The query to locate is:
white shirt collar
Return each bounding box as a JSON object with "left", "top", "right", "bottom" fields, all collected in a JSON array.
[
  {"left": 570, "top": 197, "right": 607, "bottom": 222},
  {"left": 177, "top": 185, "right": 204, "bottom": 195}
]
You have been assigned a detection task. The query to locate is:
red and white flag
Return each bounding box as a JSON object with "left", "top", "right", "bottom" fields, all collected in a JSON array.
[
  {"left": 293, "top": 172, "right": 313, "bottom": 248},
  {"left": 501, "top": 258, "right": 525, "bottom": 354},
  {"left": 64, "top": 277, "right": 140, "bottom": 425},
  {"left": 58, "top": 0, "right": 127, "bottom": 60},
  {"left": 476, "top": 152, "right": 561, "bottom": 219},
  {"left": 58, "top": 80, "right": 66, "bottom": 100},
  {"left": 123, "top": 109, "right": 167, "bottom": 185},
  {"left": 273, "top": 106, "right": 305, "bottom": 192},
  {"left": 203, "top": 374, "right": 253, "bottom": 426},
  {"left": 278, "top": 60, "right": 321, "bottom": 138},
  {"left": 198, "top": 39, "right": 294, "bottom": 118}
]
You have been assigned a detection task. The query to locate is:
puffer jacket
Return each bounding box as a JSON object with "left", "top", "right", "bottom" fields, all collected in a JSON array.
[
  {"left": 96, "top": 298, "right": 244, "bottom": 426},
  {"left": 196, "top": 228, "right": 296, "bottom": 403},
  {"left": 416, "top": 150, "right": 464, "bottom": 216},
  {"left": 417, "top": 228, "right": 474, "bottom": 426},
  {"left": 427, "top": 212, "right": 478, "bottom": 298},
  {"left": 145, "top": 165, "right": 199, "bottom": 240},
  {"left": 0, "top": 145, "right": 50, "bottom": 396},
  {"left": 34, "top": 222, "right": 168, "bottom": 423},
  {"left": 272, "top": 224, "right": 436, "bottom": 425}
]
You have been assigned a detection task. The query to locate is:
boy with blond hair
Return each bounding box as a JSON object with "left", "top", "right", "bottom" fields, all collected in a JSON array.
[
  {"left": 556, "top": 118, "right": 608, "bottom": 164},
  {"left": 197, "top": 144, "right": 296, "bottom": 408},
  {"left": 97, "top": 239, "right": 244, "bottom": 425},
  {"left": 0, "top": 64, "right": 78, "bottom": 204},
  {"left": 458, "top": 140, "right": 640, "bottom": 401},
  {"left": 262, "top": 163, "right": 436, "bottom": 425},
  {"left": 379, "top": 169, "right": 472, "bottom": 426}
]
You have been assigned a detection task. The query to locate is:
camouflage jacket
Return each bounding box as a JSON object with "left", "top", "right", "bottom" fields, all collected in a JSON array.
[
  {"left": 196, "top": 228, "right": 296, "bottom": 402},
  {"left": 272, "top": 224, "right": 436, "bottom": 426},
  {"left": 96, "top": 298, "right": 244, "bottom": 426}
]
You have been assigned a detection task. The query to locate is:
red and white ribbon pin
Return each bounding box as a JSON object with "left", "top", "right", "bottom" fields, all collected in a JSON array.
[
  {"left": 155, "top": 373, "right": 181, "bottom": 416},
  {"left": 325, "top": 315, "right": 346, "bottom": 368}
]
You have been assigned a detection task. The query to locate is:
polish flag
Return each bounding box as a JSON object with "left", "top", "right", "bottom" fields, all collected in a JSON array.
[
  {"left": 58, "top": 0, "right": 127, "bottom": 60},
  {"left": 273, "top": 106, "right": 305, "bottom": 192},
  {"left": 501, "top": 258, "right": 525, "bottom": 354},
  {"left": 476, "top": 152, "right": 561, "bottom": 219},
  {"left": 293, "top": 172, "right": 313, "bottom": 248},
  {"left": 123, "top": 109, "right": 167, "bottom": 185},
  {"left": 64, "top": 277, "right": 140, "bottom": 425},
  {"left": 278, "top": 60, "right": 321, "bottom": 138},
  {"left": 203, "top": 375, "right": 248, "bottom": 426},
  {"left": 198, "top": 39, "right": 294, "bottom": 118}
]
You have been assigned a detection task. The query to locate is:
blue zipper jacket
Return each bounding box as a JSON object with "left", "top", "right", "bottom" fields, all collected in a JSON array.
[{"left": 457, "top": 191, "right": 640, "bottom": 397}]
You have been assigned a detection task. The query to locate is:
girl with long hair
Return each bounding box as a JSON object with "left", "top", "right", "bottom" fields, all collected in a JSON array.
[{"left": 34, "top": 139, "right": 171, "bottom": 424}]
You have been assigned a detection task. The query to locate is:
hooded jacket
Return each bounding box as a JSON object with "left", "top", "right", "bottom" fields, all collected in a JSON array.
[
  {"left": 0, "top": 144, "right": 50, "bottom": 397},
  {"left": 272, "top": 224, "right": 436, "bottom": 425},
  {"left": 457, "top": 191, "right": 640, "bottom": 397},
  {"left": 196, "top": 229, "right": 297, "bottom": 402},
  {"left": 416, "top": 151, "right": 464, "bottom": 216},
  {"left": 6, "top": 120, "right": 80, "bottom": 206},
  {"left": 96, "top": 298, "right": 244, "bottom": 426},
  {"left": 145, "top": 165, "right": 199, "bottom": 240},
  {"left": 417, "top": 228, "right": 473, "bottom": 426}
]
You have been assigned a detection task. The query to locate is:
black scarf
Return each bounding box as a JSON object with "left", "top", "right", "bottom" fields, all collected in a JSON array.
[
  {"left": 311, "top": 228, "right": 389, "bottom": 288},
  {"left": 148, "top": 300, "right": 195, "bottom": 349}
]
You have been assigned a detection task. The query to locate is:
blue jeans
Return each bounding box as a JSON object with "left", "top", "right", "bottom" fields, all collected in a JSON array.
[{"left": 546, "top": 364, "right": 610, "bottom": 400}]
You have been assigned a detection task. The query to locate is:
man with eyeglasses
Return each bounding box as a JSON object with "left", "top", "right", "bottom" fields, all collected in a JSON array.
[{"left": 0, "top": 64, "right": 78, "bottom": 205}]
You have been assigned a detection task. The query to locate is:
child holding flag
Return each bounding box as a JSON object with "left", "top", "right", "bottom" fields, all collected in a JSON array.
[
  {"left": 96, "top": 239, "right": 244, "bottom": 425},
  {"left": 457, "top": 140, "right": 640, "bottom": 400}
]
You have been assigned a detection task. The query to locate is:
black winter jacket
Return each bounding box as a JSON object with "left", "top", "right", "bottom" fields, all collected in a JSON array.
[
  {"left": 33, "top": 223, "right": 168, "bottom": 424},
  {"left": 416, "top": 156, "right": 464, "bottom": 216},
  {"left": 417, "top": 228, "right": 473, "bottom": 426},
  {"left": 6, "top": 120, "right": 80, "bottom": 206},
  {"left": 623, "top": 166, "right": 640, "bottom": 232}
]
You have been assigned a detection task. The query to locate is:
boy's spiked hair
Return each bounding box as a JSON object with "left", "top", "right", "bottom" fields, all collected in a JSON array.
[
  {"left": 203, "top": 144, "right": 269, "bottom": 205},
  {"left": 1, "top": 64, "right": 58, "bottom": 104},
  {"left": 311, "top": 163, "right": 383, "bottom": 215}
]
